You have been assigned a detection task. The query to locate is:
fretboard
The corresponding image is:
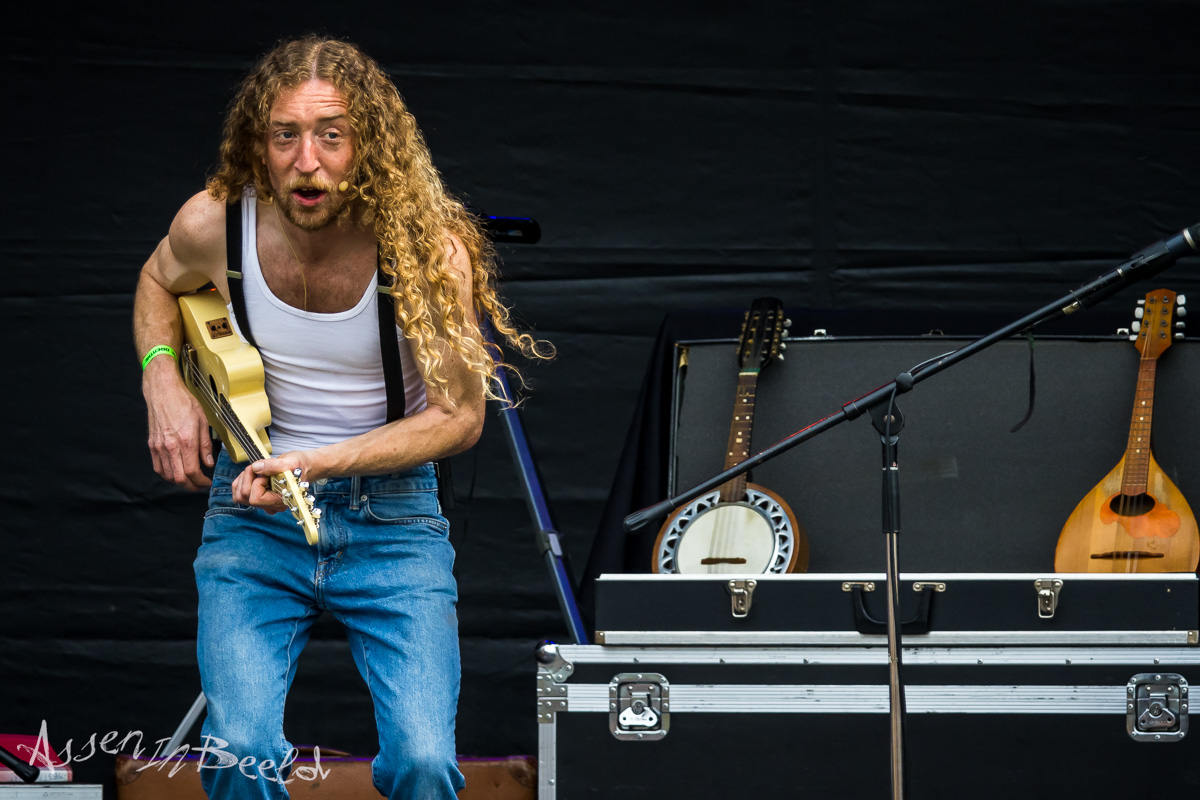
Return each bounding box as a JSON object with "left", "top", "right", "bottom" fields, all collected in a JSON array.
[
  {"left": 1121, "top": 358, "right": 1158, "bottom": 495},
  {"left": 718, "top": 370, "right": 759, "bottom": 503}
]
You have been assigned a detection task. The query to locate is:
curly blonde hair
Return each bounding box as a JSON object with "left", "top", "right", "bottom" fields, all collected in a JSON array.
[{"left": 207, "top": 35, "right": 550, "bottom": 403}]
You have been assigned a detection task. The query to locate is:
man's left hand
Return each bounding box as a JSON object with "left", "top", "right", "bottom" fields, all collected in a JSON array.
[{"left": 231, "top": 451, "right": 316, "bottom": 512}]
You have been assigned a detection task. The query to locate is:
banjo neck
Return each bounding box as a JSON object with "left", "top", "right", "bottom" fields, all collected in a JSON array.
[{"left": 718, "top": 368, "right": 759, "bottom": 503}]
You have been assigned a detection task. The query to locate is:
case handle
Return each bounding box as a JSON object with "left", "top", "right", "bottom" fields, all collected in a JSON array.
[{"left": 849, "top": 583, "right": 937, "bottom": 634}]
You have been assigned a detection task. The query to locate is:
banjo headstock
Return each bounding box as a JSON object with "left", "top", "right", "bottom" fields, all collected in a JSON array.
[{"left": 737, "top": 297, "right": 789, "bottom": 371}]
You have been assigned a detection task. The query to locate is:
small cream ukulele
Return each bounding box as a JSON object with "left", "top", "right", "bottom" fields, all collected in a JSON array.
[{"left": 177, "top": 289, "right": 321, "bottom": 545}]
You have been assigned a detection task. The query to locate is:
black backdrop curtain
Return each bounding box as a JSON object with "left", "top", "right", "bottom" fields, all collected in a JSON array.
[{"left": 3, "top": 1, "right": 1200, "bottom": 794}]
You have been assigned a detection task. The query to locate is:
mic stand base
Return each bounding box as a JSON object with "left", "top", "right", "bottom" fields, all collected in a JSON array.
[{"left": 885, "top": 530, "right": 906, "bottom": 800}]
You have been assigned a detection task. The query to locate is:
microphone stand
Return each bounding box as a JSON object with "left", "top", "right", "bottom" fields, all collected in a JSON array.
[{"left": 625, "top": 222, "right": 1200, "bottom": 800}]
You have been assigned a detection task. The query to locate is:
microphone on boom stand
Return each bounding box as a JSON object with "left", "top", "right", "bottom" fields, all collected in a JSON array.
[
  {"left": 1058, "top": 221, "right": 1200, "bottom": 317},
  {"left": 465, "top": 203, "right": 541, "bottom": 244}
]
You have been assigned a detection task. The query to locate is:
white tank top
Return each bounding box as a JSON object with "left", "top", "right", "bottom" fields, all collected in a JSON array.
[{"left": 229, "top": 189, "right": 428, "bottom": 453}]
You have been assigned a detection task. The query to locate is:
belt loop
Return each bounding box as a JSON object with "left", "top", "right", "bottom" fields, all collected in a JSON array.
[{"left": 350, "top": 475, "right": 362, "bottom": 511}]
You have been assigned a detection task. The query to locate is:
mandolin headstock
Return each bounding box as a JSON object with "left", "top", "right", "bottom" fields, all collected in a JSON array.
[
  {"left": 1132, "top": 289, "right": 1182, "bottom": 360},
  {"left": 737, "top": 297, "right": 790, "bottom": 371}
]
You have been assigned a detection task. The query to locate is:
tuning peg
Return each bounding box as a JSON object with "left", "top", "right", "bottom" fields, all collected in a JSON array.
[
  {"left": 312, "top": 507, "right": 322, "bottom": 517},
  {"left": 784, "top": 318, "right": 792, "bottom": 328},
  {"left": 1138, "top": 299, "right": 1146, "bottom": 305},
  {"left": 777, "top": 354, "right": 785, "bottom": 361},
  {"left": 779, "top": 342, "right": 787, "bottom": 350},
  {"left": 281, "top": 489, "right": 292, "bottom": 499},
  {"left": 1129, "top": 334, "right": 1139, "bottom": 341},
  {"left": 1175, "top": 332, "right": 1185, "bottom": 339},
  {"left": 298, "top": 481, "right": 310, "bottom": 490},
  {"left": 1177, "top": 307, "right": 1188, "bottom": 318},
  {"left": 1178, "top": 294, "right": 1187, "bottom": 305},
  {"left": 1177, "top": 321, "right": 1186, "bottom": 328},
  {"left": 1134, "top": 307, "right": 1144, "bottom": 319},
  {"left": 293, "top": 468, "right": 303, "bottom": 477},
  {"left": 1132, "top": 320, "right": 1141, "bottom": 332}
]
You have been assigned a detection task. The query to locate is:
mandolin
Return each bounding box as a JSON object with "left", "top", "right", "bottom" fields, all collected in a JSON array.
[
  {"left": 652, "top": 297, "right": 808, "bottom": 574},
  {"left": 1054, "top": 288, "right": 1199, "bottom": 572},
  {"left": 178, "top": 289, "right": 322, "bottom": 545}
]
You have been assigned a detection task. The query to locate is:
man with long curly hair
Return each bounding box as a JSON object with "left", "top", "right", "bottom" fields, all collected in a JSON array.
[{"left": 133, "top": 36, "right": 543, "bottom": 799}]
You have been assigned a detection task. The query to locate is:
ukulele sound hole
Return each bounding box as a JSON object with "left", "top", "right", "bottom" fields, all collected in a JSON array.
[{"left": 1109, "top": 493, "right": 1156, "bottom": 517}]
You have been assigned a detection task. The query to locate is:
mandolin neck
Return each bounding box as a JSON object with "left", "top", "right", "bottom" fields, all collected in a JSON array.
[
  {"left": 719, "top": 370, "right": 759, "bottom": 503},
  {"left": 1121, "top": 357, "right": 1158, "bottom": 494}
]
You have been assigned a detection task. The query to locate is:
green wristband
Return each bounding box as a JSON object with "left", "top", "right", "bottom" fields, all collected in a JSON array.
[{"left": 141, "top": 345, "right": 177, "bottom": 371}]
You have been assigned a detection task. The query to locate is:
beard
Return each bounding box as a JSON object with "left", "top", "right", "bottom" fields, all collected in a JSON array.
[{"left": 276, "top": 177, "right": 351, "bottom": 232}]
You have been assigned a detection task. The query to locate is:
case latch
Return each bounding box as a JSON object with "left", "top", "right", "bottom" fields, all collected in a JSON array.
[
  {"left": 1127, "top": 673, "right": 1189, "bottom": 741},
  {"left": 727, "top": 579, "right": 758, "bottom": 618},
  {"left": 1034, "top": 578, "right": 1063, "bottom": 619},
  {"left": 610, "top": 673, "right": 669, "bottom": 741}
]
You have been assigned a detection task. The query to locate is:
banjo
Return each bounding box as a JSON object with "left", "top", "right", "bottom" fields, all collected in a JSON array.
[{"left": 652, "top": 297, "right": 808, "bottom": 574}]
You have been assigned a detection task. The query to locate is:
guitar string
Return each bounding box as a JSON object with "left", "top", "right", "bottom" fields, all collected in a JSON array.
[
  {"left": 1127, "top": 336, "right": 1154, "bottom": 569},
  {"left": 712, "top": 375, "right": 755, "bottom": 573},
  {"left": 1114, "top": 304, "right": 1166, "bottom": 571},
  {"left": 182, "top": 349, "right": 267, "bottom": 461},
  {"left": 182, "top": 353, "right": 318, "bottom": 532},
  {"left": 181, "top": 349, "right": 304, "bottom": 506},
  {"left": 1107, "top": 337, "right": 1142, "bottom": 572},
  {"left": 713, "top": 378, "right": 743, "bottom": 572}
]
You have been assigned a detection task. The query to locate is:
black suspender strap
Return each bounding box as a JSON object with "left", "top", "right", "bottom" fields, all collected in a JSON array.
[
  {"left": 376, "top": 264, "right": 449, "bottom": 506},
  {"left": 224, "top": 213, "right": 443, "bottom": 496},
  {"left": 376, "top": 264, "right": 407, "bottom": 424},
  {"left": 224, "top": 197, "right": 257, "bottom": 348}
]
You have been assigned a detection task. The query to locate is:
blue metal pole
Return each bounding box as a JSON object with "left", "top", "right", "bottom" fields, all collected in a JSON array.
[{"left": 490, "top": 360, "right": 589, "bottom": 645}]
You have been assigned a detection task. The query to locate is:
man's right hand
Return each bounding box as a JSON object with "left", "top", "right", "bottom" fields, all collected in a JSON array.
[{"left": 143, "top": 356, "right": 214, "bottom": 490}]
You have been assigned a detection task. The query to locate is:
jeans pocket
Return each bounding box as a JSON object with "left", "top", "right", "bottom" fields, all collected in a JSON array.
[
  {"left": 204, "top": 488, "right": 254, "bottom": 519},
  {"left": 363, "top": 491, "right": 446, "bottom": 530}
]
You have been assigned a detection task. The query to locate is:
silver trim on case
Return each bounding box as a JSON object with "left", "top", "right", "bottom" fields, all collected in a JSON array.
[
  {"left": 596, "top": 572, "right": 1200, "bottom": 582},
  {"left": 0, "top": 790, "right": 104, "bottom": 799},
  {"left": 555, "top": 644, "right": 1200, "bottom": 666},
  {"left": 564, "top": 683, "right": 1128, "bottom": 714},
  {"left": 593, "top": 630, "right": 1197, "bottom": 646},
  {"left": 538, "top": 719, "right": 556, "bottom": 800}
]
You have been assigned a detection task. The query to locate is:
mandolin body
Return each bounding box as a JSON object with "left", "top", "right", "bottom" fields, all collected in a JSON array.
[{"left": 1055, "top": 454, "right": 1200, "bottom": 572}]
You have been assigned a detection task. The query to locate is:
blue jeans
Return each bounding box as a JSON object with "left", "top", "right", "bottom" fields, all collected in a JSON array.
[{"left": 194, "top": 451, "right": 464, "bottom": 799}]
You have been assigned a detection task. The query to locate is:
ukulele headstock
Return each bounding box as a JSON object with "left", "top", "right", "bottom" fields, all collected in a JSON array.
[
  {"left": 270, "top": 468, "right": 322, "bottom": 546},
  {"left": 1132, "top": 289, "right": 1179, "bottom": 359},
  {"left": 738, "top": 297, "right": 790, "bottom": 370}
]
